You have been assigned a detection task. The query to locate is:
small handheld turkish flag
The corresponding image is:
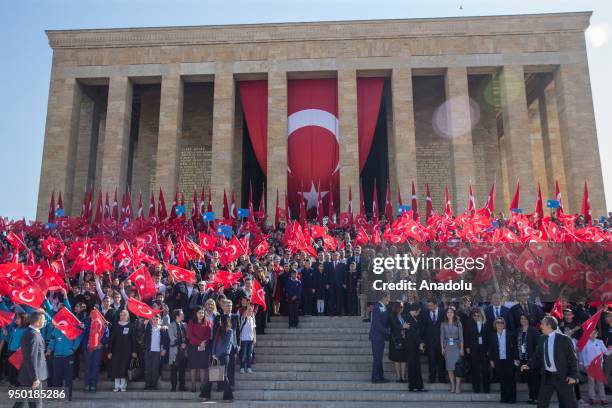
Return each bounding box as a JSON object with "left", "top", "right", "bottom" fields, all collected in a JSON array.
[
  {"left": 127, "top": 297, "right": 160, "bottom": 319},
  {"left": 165, "top": 263, "right": 196, "bottom": 284},
  {"left": 8, "top": 348, "right": 22, "bottom": 369},
  {"left": 88, "top": 308, "right": 107, "bottom": 352},
  {"left": 52, "top": 307, "right": 83, "bottom": 341},
  {"left": 251, "top": 279, "right": 267, "bottom": 311}
]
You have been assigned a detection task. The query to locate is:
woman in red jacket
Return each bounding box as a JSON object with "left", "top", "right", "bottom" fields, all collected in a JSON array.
[{"left": 187, "top": 306, "right": 212, "bottom": 393}]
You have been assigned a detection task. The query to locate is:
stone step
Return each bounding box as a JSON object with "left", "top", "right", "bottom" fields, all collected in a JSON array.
[
  {"left": 44, "top": 378, "right": 540, "bottom": 392},
  {"left": 260, "top": 333, "right": 370, "bottom": 341},
  {"left": 256, "top": 340, "right": 369, "bottom": 348},
  {"left": 28, "top": 398, "right": 537, "bottom": 408},
  {"left": 266, "top": 321, "right": 368, "bottom": 328},
  {"left": 255, "top": 346, "right": 373, "bottom": 355},
  {"left": 255, "top": 354, "right": 373, "bottom": 363},
  {"left": 234, "top": 390, "right": 537, "bottom": 402},
  {"left": 239, "top": 362, "right": 396, "bottom": 372},
  {"left": 265, "top": 327, "right": 369, "bottom": 334}
]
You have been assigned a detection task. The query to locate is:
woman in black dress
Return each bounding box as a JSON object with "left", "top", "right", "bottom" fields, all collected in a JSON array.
[
  {"left": 388, "top": 302, "right": 408, "bottom": 382},
  {"left": 107, "top": 309, "right": 137, "bottom": 392}
]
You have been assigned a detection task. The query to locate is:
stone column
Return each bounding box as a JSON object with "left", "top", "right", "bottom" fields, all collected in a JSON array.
[
  {"left": 528, "top": 97, "right": 549, "bottom": 199},
  {"left": 445, "top": 67, "right": 476, "bottom": 211},
  {"left": 499, "top": 65, "right": 535, "bottom": 210},
  {"left": 389, "top": 68, "right": 418, "bottom": 210},
  {"left": 554, "top": 61, "right": 606, "bottom": 215},
  {"left": 68, "top": 93, "right": 96, "bottom": 214},
  {"left": 210, "top": 72, "right": 235, "bottom": 213},
  {"left": 266, "top": 71, "right": 288, "bottom": 219},
  {"left": 154, "top": 74, "right": 183, "bottom": 199},
  {"left": 100, "top": 76, "right": 133, "bottom": 195},
  {"left": 338, "top": 69, "right": 359, "bottom": 215},
  {"left": 36, "top": 76, "right": 83, "bottom": 220},
  {"left": 540, "top": 81, "right": 567, "bottom": 202}
]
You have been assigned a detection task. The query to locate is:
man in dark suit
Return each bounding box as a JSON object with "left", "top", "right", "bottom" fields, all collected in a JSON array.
[
  {"left": 14, "top": 309, "right": 47, "bottom": 408},
  {"left": 369, "top": 290, "right": 390, "bottom": 383},
  {"left": 521, "top": 316, "right": 579, "bottom": 408},
  {"left": 489, "top": 317, "right": 519, "bottom": 403},
  {"left": 510, "top": 293, "right": 544, "bottom": 329},
  {"left": 485, "top": 293, "right": 513, "bottom": 332},
  {"left": 300, "top": 258, "right": 316, "bottom": 316},
  {"left": 143, "top": 314, "right": 170, "bottom": 390},
  {"left": 423, "top": 300, "right": 446, "bottom": 383},
  {"left": 325, "top": 252, "right": 347, "bottom": 315}
]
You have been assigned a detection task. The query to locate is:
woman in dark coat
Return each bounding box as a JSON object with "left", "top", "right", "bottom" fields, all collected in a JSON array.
[
  {"left": 388, "top": 302, "right": 408, "bottom": 382},
  {"left": 107, "top": 309, "right": 137, "bottom": 392},
  {"left": 516, "top": 313, "right": 540, "bottom": 404},
  {"left": 464, "top": 307, "right": 490, "bottom": 394}
]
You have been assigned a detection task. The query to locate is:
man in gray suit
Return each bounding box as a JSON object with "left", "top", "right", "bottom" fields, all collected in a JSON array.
[{"left": 14, "top": 309, "right": 48, "bottom": 408}]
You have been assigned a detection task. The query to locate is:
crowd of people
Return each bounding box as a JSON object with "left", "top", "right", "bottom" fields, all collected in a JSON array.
[
  {"left": 370, "top": 290, "right": 612, "bottom": 406},
  {"left": 0, "top": 188, "right": 610, "bottom": 407}
]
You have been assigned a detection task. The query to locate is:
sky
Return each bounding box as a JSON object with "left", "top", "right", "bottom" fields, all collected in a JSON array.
[{"left": 0, "top": 0, "right": 610, "bottom": 221}]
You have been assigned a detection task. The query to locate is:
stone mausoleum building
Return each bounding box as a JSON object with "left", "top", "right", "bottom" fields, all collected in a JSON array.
[{"left": 36, "top": 12, "right": 606, "bottom": 222}]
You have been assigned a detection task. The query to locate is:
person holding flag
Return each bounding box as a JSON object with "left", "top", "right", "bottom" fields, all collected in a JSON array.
[
  {"left": 579, "top": 327, "right": 610, "bottom": 405},
  {"left": 81, "top": 307, "right": 109, "bottom": 393}
]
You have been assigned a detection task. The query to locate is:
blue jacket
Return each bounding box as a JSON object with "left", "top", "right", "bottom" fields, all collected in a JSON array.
[
  {"left": 285, "top": 279, "right": 302, "bottom": 301},
  {"left": 368, "top": 302, "right": 389, "bottom": 342},
  {"left": 8, "top": 325, "right": 25, "bottom": 352},
  {"left": 48, "top": 327, "right": 82, "bottom": 357},
  {"left": 212, "top": 329, "right": 233, "bottom": 359}
]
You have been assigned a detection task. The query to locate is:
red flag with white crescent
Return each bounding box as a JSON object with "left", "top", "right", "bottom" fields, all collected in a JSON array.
[
  {"left": 287, "top": 79, "right": 339, "bottom": 217},
  {"left": 127, "top": 297, "right": 160, "bottom": 319},
  {"left": 88, "top": 308, "right": 107, "bottom": 351},
  {"left": 52, "top": 306, "right": 83, "bottom": 341},
  {"left": 166, "top": 263, "right": 196, "bottom": 284},
  {"left": 10, "top": 284, "right": 46, "bottom": 308},
  {"left": 127, "top": 266, "right": 157, "bottom": 301},
  {"left": 577, "top": 309, "right": 603, "bottom": 351},
  {"left": 251, "top": 278, "right": 267, "bottom": 311}
]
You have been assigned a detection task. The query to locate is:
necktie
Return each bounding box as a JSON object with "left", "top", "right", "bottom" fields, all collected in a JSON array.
[
  {"left": 543, "top": 335, "right": 552, "bottom": 368},
  {"left": 495, "top": 307, "right": 499, "bottom": 318}
]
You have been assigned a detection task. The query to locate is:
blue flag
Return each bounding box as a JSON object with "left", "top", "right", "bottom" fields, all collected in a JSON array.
[
  {"left": 511, "top": 208, "right": 523, "bottom": 214},
  {"left": 216, "top": 225, "right": 233, "bottom": 238},
  {"left": 237, "top": 208, "right": 250, "bottom": 218},
  {"left": 175, "top": 205, "right": 186, "bottom": 216},
  {"left": 397, "top": 205, "right": 412, "bottom": 215},
  {"left": 55, "top": 209, "right": 65, "bottom": 217},
  {"left": 203, "top": 212, "right": 215, "bottom": 222},
  {"left": 546, "top": 200, "right": 560, "bottom": 209}
]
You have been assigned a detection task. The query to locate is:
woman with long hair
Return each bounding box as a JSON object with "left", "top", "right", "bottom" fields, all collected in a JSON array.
[
  {"left": 388, "top": 302, "right": 408, "bottom": 382},
  {"left": 107, "top": 309, "right": 137, "bottom": 392},
  {"left": 440, "top": 306, "right": 464, "bottom": 393},
  {"left": 187, "top": 306, "right": 212, "bottom": 393},
  {"left": 517, "top": 313, "right": 540, "bottom": 404},
  {"left": 201, "top": 314, "right": 234, "bottom": 402}
]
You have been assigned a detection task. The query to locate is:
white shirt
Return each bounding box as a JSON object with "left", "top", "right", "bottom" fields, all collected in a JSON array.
[
  {"left": 497, "top": 330, "right": 507, "bottom": 360},
  {"left": 150, "top": 325, "right": 161, "bottom": 352},
  {"left": 240, "top": 316, "right": 256, "bottom": 342},
  {"left": 580, "top": 339, "right": 610, "bottom": 367},
  {"left": 155, "top": 282, "right": 166, "bottom": 294},
  {"left": 545, "top": 331, "right": 557, "bottom": 372}
]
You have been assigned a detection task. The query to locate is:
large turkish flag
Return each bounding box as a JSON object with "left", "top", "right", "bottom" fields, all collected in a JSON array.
[{"left": 287, "top": 79, "right": 339, "bottom": 218}]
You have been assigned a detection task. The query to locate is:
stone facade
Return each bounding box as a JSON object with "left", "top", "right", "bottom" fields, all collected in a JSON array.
[{"left": 36, "top": 12, "right": 607, "bottom": 220}]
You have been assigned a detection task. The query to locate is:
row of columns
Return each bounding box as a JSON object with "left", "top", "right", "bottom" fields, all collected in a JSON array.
[{"left": 37, "top": 63, "right": 605, "bottom": 221}]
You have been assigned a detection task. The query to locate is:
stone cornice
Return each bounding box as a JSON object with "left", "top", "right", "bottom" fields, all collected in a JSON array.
[{"left": 46, "top": 12, "right": 591, "bottom": 49}]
